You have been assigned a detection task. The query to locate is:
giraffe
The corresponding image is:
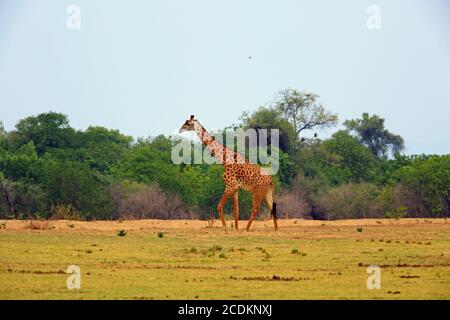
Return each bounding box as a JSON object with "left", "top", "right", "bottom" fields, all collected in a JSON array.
[{"left": 179, "top": 115, "right": 278, "bottom": 231}]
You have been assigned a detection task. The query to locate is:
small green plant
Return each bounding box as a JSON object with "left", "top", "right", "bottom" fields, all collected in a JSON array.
[
  {"left": 189, "top": 247, "right": 197, "bottom": 253},
  {"left": 210, "top": 244, "right": 222, "bottom": 251},
  {"left": 291, "top": 248, "right": 306, "bottom": 256},
  {"left": 117, "top": 229, "right": 127, "bottom": 237},
  {"left": 67, "top": 223, "right": 75, "bottom": 228},
  {"left": 86, "top": 249, "right": 93, "bottom": 254},
  {"left": 384, "top": 206, "right": 408, "bottom": 221},
  {"left": 219, "top": 253, "right": 226, "bottom": 259},
  {"left": 0, "top": 222, "right": 6, "bottom": 229},
  {"left": 157, "top": 232, "right": 165, "bottom": 238},
  {"left": 256, "top": 246, "right": 267, "bottom": 253},
  {"left": 357, "top": 227, "right": 363, "bottom": 233},
  {"left": 201, "top": 245, "right": 223, "bottom": 257}
]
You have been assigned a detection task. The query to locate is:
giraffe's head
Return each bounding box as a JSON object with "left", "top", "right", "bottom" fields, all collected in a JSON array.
[{"left": 179, "top": 115, "right": 197, "bottom": 133}]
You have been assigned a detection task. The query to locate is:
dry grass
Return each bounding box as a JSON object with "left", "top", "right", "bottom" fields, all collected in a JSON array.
[
  {"left": 1, "top": 218, "right": 445, "bottom": 232},
  {"left": 0, "top": 218, "right": 449, "bottom": 300}
]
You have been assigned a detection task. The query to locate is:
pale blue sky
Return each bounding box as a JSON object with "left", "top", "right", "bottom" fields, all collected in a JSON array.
[{"left": 0, "top": 0, "right": 449, "bottom": 154}]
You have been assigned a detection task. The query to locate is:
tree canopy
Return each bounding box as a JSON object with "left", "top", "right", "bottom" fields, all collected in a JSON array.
[
  {"left": 0, "top": 98, "right": 448, "bottom": 220},
  {"left": 344, "top": 113, "right": 404, "bottom": 158},
  {"left": 275, "top": 89, "right": 338, "bottom": 143}
]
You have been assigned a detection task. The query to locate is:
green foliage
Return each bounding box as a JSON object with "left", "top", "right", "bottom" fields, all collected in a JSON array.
[
  {"left": 278, "top": 151, "right": 297, "bottom": 188},
  {"left": 322, "top": 131, "right": 379, "bottom": 183},
  {"left": 0, "top": 121, "right": 7, "bottom": 146},
  {"left": 0, "top": 106, "right": 447, "bottom": 220},
  {"left": 8, "top": 112, "right": 76, "bottom": 155},
  {"left": 0, "top": 178, "right": 46, "bottom": 218},
  {"left": 344, "top": 113, "right": 404, "bottom": 158},
  {"left": 117, "top": 229, "right": 127, "bottom": 237},
  {"left": 37, "top": 159, "right": 113, "bottom": 219},
  {"left": 240, "top": 107, "right": 297, "bottom": 154},
  {"left": 395, "top": 155, "right": 449, "bottom": 217},
  {"left": 76, "top": 126, "right": 132, "bottom": 172},
  {"left": 317, "top": 182, "right": 381, "bottom": 219},
  {"left": 384, "top": 206, "right": 408, "bottom": 220},
  {"left": 275, "top": 89, "right": 338, "bottom": 142}
]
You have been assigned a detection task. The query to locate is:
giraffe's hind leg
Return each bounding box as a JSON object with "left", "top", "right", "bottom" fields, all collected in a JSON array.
[
  {"left": 246, "top": 194, "right": 262, "bottom": 231},
  {"left": 265, "top": 189, "right": 278, "bottom": 231}
]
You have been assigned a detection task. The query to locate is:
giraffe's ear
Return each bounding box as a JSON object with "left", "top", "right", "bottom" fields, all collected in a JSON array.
[{"left": 190, "top": 115, "right": 195, "bottom": 121}]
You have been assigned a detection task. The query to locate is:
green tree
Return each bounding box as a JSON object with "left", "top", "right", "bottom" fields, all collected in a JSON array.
[
  {"left": 0, "top": 121, "right": 6, "bottom": 143},
  {"left": 395, "top": 155, "right": 450, "bottom": 217},
  {"left": 344, "top": 113, "right": 404, "bottom": 158},
  {"left": 38, "top": 159, "right": 112, "bottom": 219},
  {"left": 240, "top": 107, "right": 297, "bottom": 154},
  {"left": 323, "top": 131, "right": 379, "bottom": 183},
  {"left": 76, "top": 126, "right": 132, "bottom": 172},
  {"left": 275, "top": 89, "right": 338, "bottom": 145},
  {"left": 8, "top": 112, "right": 76, "bottom": 155},
  {"left": 0, "top": 178, "right": 46, "bottom": 219},
  {"left": 113, "top": 141, "right": 189, "bottom": 204},
  {"left": 0, "top": 141, "right": 39, "bottom": 181}
]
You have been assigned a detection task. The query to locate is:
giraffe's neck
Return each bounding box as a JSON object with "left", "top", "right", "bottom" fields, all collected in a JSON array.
[{"left": 193, "top": 121, "right": 245, "bottom": 165}]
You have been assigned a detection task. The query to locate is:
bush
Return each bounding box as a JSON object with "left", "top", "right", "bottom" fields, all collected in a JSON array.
[
  {"left": 384, "top": 206, "right": 408, "bottom": 220},
  {"left": 317, "top": 182, "right": 380, "bottom": 219},
  {"left": 395, "top": 155, "right": 450, "bottom": 217},
  {"left": 0, "top": 178, "right": 47, "bottom": 219},
  {"left": 38, "top": 160, "right": 113, "bottom": 219},
  {"left": 110, "top": 181, "right": 190, "bottom": 219},
  {"left": 277, "top": 186, "right": 310, "bottom": 218},
  {"left": 117, "top": 229, "right": 127, "bottom": 236},
  {"left": 50, "top": 204, "right": 81, "bottom": 220}
]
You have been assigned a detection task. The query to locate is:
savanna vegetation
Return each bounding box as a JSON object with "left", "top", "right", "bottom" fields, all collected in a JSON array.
[
  {"left": 1, "top": 89, "right": 449, "bottom": 220},
  {"left": 0, "top": 219, "right": 449, "bottom": 299}
]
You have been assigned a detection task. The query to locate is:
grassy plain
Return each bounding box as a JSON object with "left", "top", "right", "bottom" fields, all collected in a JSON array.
[{"left": 0, "top": 218, "right": 449, "bottom": 299}]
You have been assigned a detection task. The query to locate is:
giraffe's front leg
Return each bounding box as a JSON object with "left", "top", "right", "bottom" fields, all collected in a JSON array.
[
  {"left": 246, "top": 195, "right": 262, "bottom": 231},
  {"left": 217, "top": 188, "right": 236, "bottom": 229},
  {"left": 233, "top": 191, "right": 239, "bottom": 230}
]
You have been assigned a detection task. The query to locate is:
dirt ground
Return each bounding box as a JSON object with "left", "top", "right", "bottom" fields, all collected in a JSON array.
[
  {"left": 1, "top": 218, "right": 449, "bottom": 299},
  {"left": 1, "top": 217, "right": 446, "bottom": 232}
]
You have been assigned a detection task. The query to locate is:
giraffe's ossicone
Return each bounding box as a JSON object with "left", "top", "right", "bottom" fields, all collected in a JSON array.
[{"left": 179, "top": 115, "right": 278, "bottom": 231}]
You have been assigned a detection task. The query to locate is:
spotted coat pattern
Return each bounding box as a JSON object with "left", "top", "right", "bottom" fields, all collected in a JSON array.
[{"left": 179, "top": 116, "right": 278, "bottom": 231}]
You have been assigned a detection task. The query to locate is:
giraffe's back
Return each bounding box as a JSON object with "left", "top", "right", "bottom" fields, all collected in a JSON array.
[{"left": 225, "top": 163, "right": 273, "bottom": 193}]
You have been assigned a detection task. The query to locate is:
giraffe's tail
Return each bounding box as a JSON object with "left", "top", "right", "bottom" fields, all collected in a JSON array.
[
  {"left": 270, "top": 202, "right": 277, "bottom": 219},
  {"left": 271, "top": 202, "right": 278, "bottom": 231}
]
